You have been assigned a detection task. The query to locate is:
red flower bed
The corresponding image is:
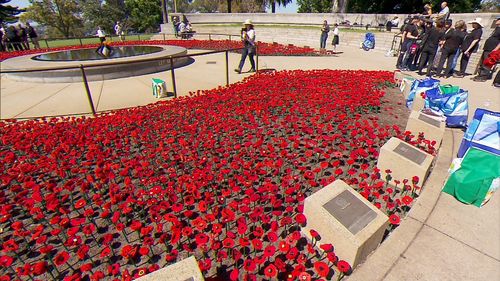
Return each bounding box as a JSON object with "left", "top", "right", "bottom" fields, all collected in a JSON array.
[
  {"left": 0, "top": 39, "right": 318, "bottom": 62},
  {"left": 0, "top": 70, "right": 429, "bottom": 280}
]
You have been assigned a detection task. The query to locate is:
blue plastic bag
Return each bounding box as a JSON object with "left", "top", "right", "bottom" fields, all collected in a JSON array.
[
  {"left": 457, "top": 108, "right": 500, "bottom": 158},
  {"left": 362, "top": 33, "right": 375, "bottom": 51},
  {"left": 406, "top": 77, "right": 440, "bottom": 109},
  {"left": 426, "top": 88, "right": 469, "bottom": 128}
]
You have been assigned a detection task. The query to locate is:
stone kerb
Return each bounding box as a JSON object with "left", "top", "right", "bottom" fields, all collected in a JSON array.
[
  {"left": 302, "top": 180, "right": 389, "bottom": 268},
  {"left": 135, "top": 256, "right": 204, "bottom": 281},
  {"left": 377, "top": 137, "right": 434, "bottom": 186},
  {"left": 405, "top": 111, "right": 446, "bottom": 145}
]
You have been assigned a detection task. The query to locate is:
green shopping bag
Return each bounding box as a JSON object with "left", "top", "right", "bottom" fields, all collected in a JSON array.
[
  {"left": 443, "top": 147, "right": 500, "bottom": 207},
  {"left": 439, "top": 84, "right": 460, "bottom": 95},
  {"left": 152, "top": 78, "right": 167, "bottom": 98}
]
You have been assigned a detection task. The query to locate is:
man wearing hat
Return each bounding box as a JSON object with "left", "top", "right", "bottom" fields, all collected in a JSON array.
[
  {"left": 454, "top": 18, "right": 483, "bottom": 77},
  {"left": 235, "top": 19, "right": 256, "bottom": 74}
]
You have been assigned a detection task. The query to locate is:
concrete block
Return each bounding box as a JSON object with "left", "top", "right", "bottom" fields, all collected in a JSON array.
[
  {"left": 405, "top": 111, "right": 445, "bottom": 144},
  {"left": 400, "top": 77, "right": 415, "bottom": 100},
  {"left": 135, "top": 256, "right": 204, "bottom": 281},
  {"left": 302, "top": 180, "right": 389, "bottom": 268},
  {"left": 393, "top": 70, "right": 403, "bottom": 85},
  {"left": 377, "top": 137, "right": 434, "bottom": 185},
  {"left": 410, "top": 91, "right": 426, "bottom": 111}
]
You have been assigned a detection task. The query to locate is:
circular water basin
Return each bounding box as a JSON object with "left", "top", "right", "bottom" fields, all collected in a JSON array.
[{"left": 32, "top": 46, "right": 165, "bottom": 61}]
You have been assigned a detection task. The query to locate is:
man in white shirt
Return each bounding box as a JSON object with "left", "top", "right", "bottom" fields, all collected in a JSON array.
[
  {"left": 437, "top": 2, "right": 450, "bottom": 21},
  {"left": 235, "top": 19, "right": 256, "bottom": 74},
  {"left": 96, "top": 27, "right": 106, "bottom": 44}
]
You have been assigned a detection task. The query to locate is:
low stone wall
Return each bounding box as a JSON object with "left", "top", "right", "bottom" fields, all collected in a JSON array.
[
  {"left": 170, "top": 13, "right": 499, "bottom": 29},
  {"left": 158, "top": 24, "right": 484, "bottom": 74}
]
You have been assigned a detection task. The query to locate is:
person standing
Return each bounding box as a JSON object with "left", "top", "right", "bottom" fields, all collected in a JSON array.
[
  {"left": 423, "top": 3, "right": 433, "bottom": 18},
  {"left": 0, "top": 26, "right": 6, "bottom": 52},
  {"left": 6, "top": 26, "right": 22, "bottom": 51},
  {"left": 97, "top": 26, "right": 106, "bottom": 45},
  {"left": 26, "top": 22, "right": 40, "bottom": 49},
  {"left": 332, "top": 23, "right": 340, "bottom": 51},
  {"left": 472, "top": 18, "right": 500, "bottom": 82},
  {"left": 454, "top": 18, "right": 483, "bottom": 77},
  {"left": 18, "top": 24, "right": 29, "bottom": 50},
  {"left": 396, "top": 16, "right": 419, "bottom": 70},
  {"left": 235, "top": 19, "right": 256, "bottom": 74},
  {"left": 435, "top": 20, "right": 466, "bottom": 78},
  {"left": 418, "top": 20, "right": 444, "bottom": 76},
  {"left": 320, "top": 20, "right": 330, "bottom": 50},
  {"left": 114, "top": 21, "right": 124, "bottom": 42},
  {"left": 436, "top": 2, "right": 450, "bottom": 21}
]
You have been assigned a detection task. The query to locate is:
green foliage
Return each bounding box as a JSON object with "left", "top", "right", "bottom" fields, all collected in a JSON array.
[
  {"left": 479, "top": 0, "right": 500, "bottom": 12},
  {"left": 297, "top": 0, "right": 332, "bottom": 13},
  {"left": 21, "top": 0, "right": 83, "bottom": 38},
  {"left": 81, "top": 0, "right": 126, "bottom": 35},
  {"left": 124, "top": 0, "right": 161, "bottom": 33},
  {"left": 0, "top": 0, "right": 25, "bottom": 24}
]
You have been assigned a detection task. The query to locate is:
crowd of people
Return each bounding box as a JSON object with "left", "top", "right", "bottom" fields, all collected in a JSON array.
[
  {"left": 395, "top": 2, "right": 499, "bottom": 85},
  {"left": 0, "top": 23, "right": 40, "bottom": 52}
]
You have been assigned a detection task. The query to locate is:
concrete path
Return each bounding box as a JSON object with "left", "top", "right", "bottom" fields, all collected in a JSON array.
[{"left": 1, "top": 44, "right": 499, "bottom": 281}]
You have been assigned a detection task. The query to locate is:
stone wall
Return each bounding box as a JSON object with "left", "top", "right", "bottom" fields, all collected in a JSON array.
[
  {"left": 159, "top": 13, "right": 499, "bottom": 74},
  {"left": 166, "top": 13, "right": 499, "bottom": 30}
]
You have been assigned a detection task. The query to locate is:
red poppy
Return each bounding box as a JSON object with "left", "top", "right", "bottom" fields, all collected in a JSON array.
[
  {"left": 314, "top": 261, "right": 330, "bottom": 277},
  {"left": 389, "top": 214, "right": 401, "bottom": 225},
  {"left": 337, "top": 260, "right": 352, "bottom": 274},
  {"left": 80, "top": 263, "right": 93, "bottom": 272},
  {"left": 402, "top": 195, "right": 413, "bottom": 206},
  {"left": 139, "top": 247, "right": 150, "bottom": 256},
  {"left": 230, "top": 268, "right": 239, "bottom": 281},
  {"left": 243, "top": 258, "right": 256, "bottom": 272},
  {"left": 54, "top": 251, "right": 70, "bottom": 266},
  {"left": 278, "top": 241, "right": 290, "bottom": 253},
  {"left": 309, "top": 229, "right": 321, "bottom": 240},
  {"left": 74, "top": 199, "right": 87, "bottom": 209},
  {"left": 264, "top": 264, "right": 278, "bottom": 278},
  {"left": 320, "top": 243, "right": 334, "bottom": 252},
  {"left": 0, "top": 256, "right": 14, "bottom": 267},
  {"left": 251, "top": 238, "right": 263, "bottom": 251},
  {"left": 298, "top": 271, "right": 312, "bottom": 281},
  {"left": 223, "top": 237, "right": 235, "bottom": 248}
]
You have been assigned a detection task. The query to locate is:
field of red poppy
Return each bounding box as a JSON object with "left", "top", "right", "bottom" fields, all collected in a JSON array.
[
  {"left": 0, "top": 39, "right": 318, "bottom": 62},
  {"left": 0, "top": 69, "right": 436, "bottom": 281}
]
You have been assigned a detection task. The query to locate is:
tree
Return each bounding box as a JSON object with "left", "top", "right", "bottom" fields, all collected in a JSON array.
[
  {"left": 479, "top": 0, "right": 500, "bottom": 12},
  {"left": 0, "top": 0, "right": 25, "bottom": 24},
  {"left": 81, "top": 0, "right": 126, "bottom": 35},
  {"left": 297, "top": 0, "right": 332, "bottom": 13},
  {"left": 190, "top": 0, "right": 220, "bottom": 13},
  {"left": 268, "top": 0, "right": 293, "bottom": 13},
  {"left": 346, "top": 0, "right": 481, "bottom": 13},
  {"left": 124, "top": 0, "right": 161, "bottom": 33},
  {"left": 21, "top": 0, "right": 83, "bottom": 38}
]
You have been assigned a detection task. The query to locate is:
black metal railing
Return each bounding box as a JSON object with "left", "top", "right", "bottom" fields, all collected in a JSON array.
[{"left": 1, "top": 46, "right": 260, "bottom": 120}]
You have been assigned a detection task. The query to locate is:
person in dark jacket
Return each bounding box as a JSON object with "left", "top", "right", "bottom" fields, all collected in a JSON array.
[
  {"left": 396, "top": 16, "right": 420, "bottom": 70},
  {"left": 472, "top": 18, "right": 500, "bottom": 82},
  {"left": 6, "top": 26, "right": 23, "bottom": 51},
  {"left": 435, "top": 20, "right": 466, "bottom": 78},
  {"left": 418, "top": 20, "right": 444, "bottom": 76},
  {"left": 26, "top": 22, "right": 40, "bottom": 49},
  {"left": 18, "top": 24, "right": 29, "bottom": 50},
  {"left": 454, "top": 18, "right": 483, "bottom": 77}
]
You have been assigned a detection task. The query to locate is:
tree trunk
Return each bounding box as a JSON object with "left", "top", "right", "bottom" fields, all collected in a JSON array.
[
  {"left": 161, "top": 0, "right": 168, "bottom": 23},
  {"left": 340, "top": 0, "right": 348, "bottom": 13},
  {"left": 272, "top": 0, "right": 276, "bottom": 13},
  {"left": 227, "top": 0, "right": 232, "bottom": 13},
  {"left": 332, "top": 0, "right": 340, "bottom": 13}
]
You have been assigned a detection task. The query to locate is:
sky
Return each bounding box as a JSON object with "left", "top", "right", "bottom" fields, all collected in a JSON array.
[{"left": 8, "top": 0, "right": 299, "bottom": 13}]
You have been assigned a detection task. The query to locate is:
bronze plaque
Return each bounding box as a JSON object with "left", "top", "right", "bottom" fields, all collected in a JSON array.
[
  {"left": 418, "top": 114, "right": 441, "bottom": 128},
  {"left": 323, "top": 190, "right": 377, "bottom": 235},
  {"left": 394, "top": 142, "right": 426, "bottom": 165}
]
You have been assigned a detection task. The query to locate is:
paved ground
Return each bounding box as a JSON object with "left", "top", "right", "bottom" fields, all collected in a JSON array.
[{"left": 1, "top": 44, "right": 499, "bottom": 281}]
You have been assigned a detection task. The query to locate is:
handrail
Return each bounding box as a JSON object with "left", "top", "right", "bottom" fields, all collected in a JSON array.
[{"left": 1, "top": 45, "right": 258, "bottom": 120}]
